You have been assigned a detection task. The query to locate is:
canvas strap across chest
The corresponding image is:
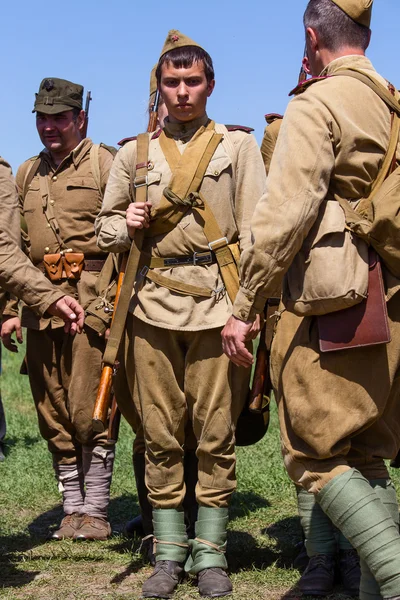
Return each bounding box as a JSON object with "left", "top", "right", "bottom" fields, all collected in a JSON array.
[{"left": 147, "top": 120, "right": 223, "bottom": 237}]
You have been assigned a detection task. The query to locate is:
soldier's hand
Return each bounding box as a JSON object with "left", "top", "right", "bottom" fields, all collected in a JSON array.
[
  {"left": 126, "top": 201, "right": 152, "bottom": 237},
  {"left": 1, "top": 316, "right": 23, "bottom": 353},
  {"left": 247, "top": 314, "right": 264, "bottom": 340},
  {"left": 221, "top": 315, "right": 254, "bottom": 368},
  {"left": 47, "top": 296, "right": 85, "bottom": 335}
]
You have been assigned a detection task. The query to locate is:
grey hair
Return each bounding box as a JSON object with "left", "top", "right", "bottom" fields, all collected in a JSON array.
[{"left": 304, "top": 0, "right": 370, "bottom": 52}]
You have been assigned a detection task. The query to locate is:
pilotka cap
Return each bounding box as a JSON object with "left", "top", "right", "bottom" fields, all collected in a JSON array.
[
  {"left": 33, "top": 78, "right": 84, "bottom": 114},
  {"left": 330, "top": 0, "right": 373, "bottom": 27},
  {"left": 159, "top": 29, "right": 203, "bottom": 60}
]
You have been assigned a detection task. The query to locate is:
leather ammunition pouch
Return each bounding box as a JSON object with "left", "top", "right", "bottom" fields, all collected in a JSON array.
[
  {"left": 43, "top": 253, "right": 63, "bottom": 281},
  {"left": 63, "top": 252, "right": 85, "bottom": 280}
]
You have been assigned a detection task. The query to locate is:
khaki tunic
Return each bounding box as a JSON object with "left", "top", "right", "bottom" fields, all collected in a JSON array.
[
  {"left": 260, "top": 115, "right": 283, "bottom": 176},
  {"left": 233, "top": 55, "right": 400, "bottom": 493},
  {"left": 96, "top": 115, "right": 266, "bottom": 508},
  {"left": 0, "top": 157, "right": 63, "bottom": 313},
  {"left": 4, "top": 140, "right": 114, "bottom": 464}
]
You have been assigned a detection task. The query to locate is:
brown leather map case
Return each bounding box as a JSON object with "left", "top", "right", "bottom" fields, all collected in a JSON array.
[{"left": 318, "top": 249, "right": 391, "bottom": 352}]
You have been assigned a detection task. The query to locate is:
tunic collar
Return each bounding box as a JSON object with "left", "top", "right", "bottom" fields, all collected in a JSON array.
[
  {"left": 163, "top": 114, "right": 210, "bottom": 140},
  {"left": 40, "top": 137, "right": 92, "bottom": 171},
  {"left": 320, "top": 55, "right": 375, "bottom": 77}
]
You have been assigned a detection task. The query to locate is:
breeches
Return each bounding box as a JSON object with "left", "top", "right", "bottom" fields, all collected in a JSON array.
[
  {"left": 26, "top": 326, "right": 108, "bottom": 465},
  {"left": 271, "top": 295, "right": 400, "bottom": 493},
  {"left": 125, "top": 315, "right": 250, "bottom": 509}
]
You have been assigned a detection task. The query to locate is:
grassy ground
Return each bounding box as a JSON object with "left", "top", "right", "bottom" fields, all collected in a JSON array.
[{"left": 1, "top": 345, "right": 400, "bottom": 599}]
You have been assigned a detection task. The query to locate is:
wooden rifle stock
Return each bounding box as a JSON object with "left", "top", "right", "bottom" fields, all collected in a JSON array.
[
  {"left": 248, "top": 321, "right": 271, "bottom": 414},
  {"left": 92, "top": 89, "right": 160, "bottom": 435}
]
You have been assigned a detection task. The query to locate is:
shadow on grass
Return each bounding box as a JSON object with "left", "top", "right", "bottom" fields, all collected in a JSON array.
[
  {"left": 0, "top": 493, "right": 140, "bottom": 589},
  {"left": 262, "top": 515, "right": 303, "bottom": 569},
  {"left": 229, "top": 490, "right": 271, "bottom": 521}
]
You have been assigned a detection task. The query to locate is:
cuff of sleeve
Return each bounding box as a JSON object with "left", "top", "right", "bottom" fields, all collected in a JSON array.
[
  {"left": 36, "top": 292, "right": 65, "bottom": 318},
  {"left": 232, "top": 287, "right": 267, "bottom": 322}
]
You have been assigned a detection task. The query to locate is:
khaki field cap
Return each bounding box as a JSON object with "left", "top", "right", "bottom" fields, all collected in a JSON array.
[
  {"left": 330, "top": 0, "right": 373, "bottom": 27},
  {"left": 159, "top": 29, "right": 203, "bottom": 59},
  {"left": 33, "top": 78, "right": 84, "bottom": 114}
]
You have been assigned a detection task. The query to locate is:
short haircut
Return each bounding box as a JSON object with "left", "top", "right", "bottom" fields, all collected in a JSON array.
[
  {"left": 156, "top": 46, "right": 215, "bottom": 84},
  {"left": 304, "top": 0, "right": 370, "bottom": 52}
]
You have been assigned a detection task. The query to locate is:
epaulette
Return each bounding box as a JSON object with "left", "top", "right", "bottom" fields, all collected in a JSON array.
[
  {"left": 289, "top": 75, "right": 330, "bottom": 97},
  {"left": 118, "top": 136, "right": 137, "bottom": 147},
  {"left": 264, "top": 113, "right": 283, "bottom": 125},
  {"left": 225, "top": 124, "right": 254, "bottom": 133},
  {"left": 118, "top": 128, "right": 162, "bottom": 147},
  {"left": 99, "top": 142, "right": 117, "bottom": 157}
]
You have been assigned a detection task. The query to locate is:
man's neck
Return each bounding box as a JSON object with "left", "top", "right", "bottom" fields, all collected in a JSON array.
[{"left": 318, "top": 47, "right": 365, "bottom": 74}]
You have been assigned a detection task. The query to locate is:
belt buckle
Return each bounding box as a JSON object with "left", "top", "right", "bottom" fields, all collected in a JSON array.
[
  {"left": 134, "top": 175, "right": 148, "bottom": 188},
  {"left": 193, "top": 251, "right": 212, "bottom": 266}
]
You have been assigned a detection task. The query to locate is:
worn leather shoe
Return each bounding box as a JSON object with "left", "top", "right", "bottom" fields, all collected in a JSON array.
[
  {"left": 197, "top": 568, "right": 233, "bottom": 598},
  {"left": 74, "top": 514, "right": 111, "bottom": 541},
  {"left": 51, "top": 513, "right": 83, "bottom": 540},
  {"left": 298, "top": 554, "right": 335, "bottom": 596},
  {"left": 338, "top": 549, "right": 360, "bottom": 596},
  {"left": 142, "top": 560, "right": 184, "bottom": 599},
  {"left": 293, "top": 541, "right": 309, "bottom": 572}
]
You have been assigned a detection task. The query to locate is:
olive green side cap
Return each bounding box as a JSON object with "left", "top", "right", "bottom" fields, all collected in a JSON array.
[
  {"left": 159, "top": 29, "right": 203, "bottom": 60},
  {"left": 33, "top": 77, "right": 84, "bottom": 114},
  {"left": 149, "top": 64, "right": 157, "bottom": 96},
  {"left": 330, "top": 0, "right": 373, "bottom": 27}
]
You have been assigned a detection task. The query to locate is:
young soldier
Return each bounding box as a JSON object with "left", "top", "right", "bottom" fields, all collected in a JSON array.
[
  {"left": 96, "top": 30, "right": 266, "bottom": 598},
  {"left": 1, "top": 79, "right": 115, "bottom": 541},
  {"left": 223, "top": 1, "right": 400, "bottom": 599}
]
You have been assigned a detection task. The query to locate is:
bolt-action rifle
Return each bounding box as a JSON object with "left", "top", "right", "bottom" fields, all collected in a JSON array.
[
  {"left": 92, "top": 89, "right": 161, "bottom": 434},
  {"left": 82, "top": 91, "right": 92, "bottom": 139}
]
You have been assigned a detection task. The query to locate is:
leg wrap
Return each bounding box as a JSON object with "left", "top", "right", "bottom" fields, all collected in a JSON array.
[
  {"left": 317, "top": 469, "right": 400, "bottom": 599},
  {"left": 359, "top": 480, "right": 399, "bottom": 600},
  {"left": 297, "top": 487, "right": 337, "bottom": 556},
  {"left": 186, "top": 507, "right": 228, "bottom": 575},
  {"left": 54, "top": 462, "right": 84, "bottom": 515},
  {"left": 82, "top": 445, "right": 114, "bottom": 519},
  {"left": 153, "top": 508, "right": 189, "bottom": 563}
]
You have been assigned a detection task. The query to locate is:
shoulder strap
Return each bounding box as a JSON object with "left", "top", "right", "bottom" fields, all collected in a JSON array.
[
  {"left": 22, "top": 157, "right": 41, "bottom": 199},
  {"left": 90, "top": 144, "right": 101, "bottom": 192},
  {"left": 38, "top": 163, "right": 66, "bottom": 251},
  {"left": 333, "top": 68, "right": 400, "bottom": 115}
]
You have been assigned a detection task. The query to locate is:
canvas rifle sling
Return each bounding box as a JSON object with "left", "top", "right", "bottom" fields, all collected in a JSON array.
[{"left": 102, "top": 132, "right": 149, "bottom": 368}]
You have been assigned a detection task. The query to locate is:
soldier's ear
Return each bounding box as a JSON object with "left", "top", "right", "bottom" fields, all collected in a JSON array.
[
  {"left": 77, "top": 110, "right": 86, "bottom": 132},
  {"left": 306, "top": 27, "right": 319, "bottom": 54},
  {"left": 207, "top": 79, "right": 215, "bottom": 97}
]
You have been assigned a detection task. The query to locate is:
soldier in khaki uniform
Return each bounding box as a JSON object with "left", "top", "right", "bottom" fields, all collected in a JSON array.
[
  {"left": 96, "top": 30, "right": 265, "bottom": 598},
  {"left": 1, "top": 79, "right": 115, "bottom": 541},
  {"left": 223, "top": 1, "right": 400, "bottom": 599},
  {"left": 0, "top": 156, "right": 85, "bottom": 459}
]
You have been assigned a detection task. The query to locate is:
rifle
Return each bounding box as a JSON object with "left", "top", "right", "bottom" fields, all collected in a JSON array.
[
  {"left": 298, "top": 44, "right": 308, "bottom": 85},
  {"left": 82, "top": 91, "right": 92, "bottom": 139},
  {"left": 247, "top": 298, "right": 279, "bottom": 414},
  {"left": 92, "top": 89, "right": 161, "bottom": 434}
]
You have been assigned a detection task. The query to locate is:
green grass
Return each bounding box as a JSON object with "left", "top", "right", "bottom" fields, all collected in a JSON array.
[{"left": 1, "top": 343, "right": 400, "bottom": 599}]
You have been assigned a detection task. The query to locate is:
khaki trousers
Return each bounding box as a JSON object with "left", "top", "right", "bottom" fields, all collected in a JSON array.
[
  {"left": 26, "top": 326, "right": 108, "bottom": 465},
  {"left": 271, "top": 294, "right": 400, "bottom": 493},
  {"left": 125, "top": 315, "right": 250, "bottom": 509}
]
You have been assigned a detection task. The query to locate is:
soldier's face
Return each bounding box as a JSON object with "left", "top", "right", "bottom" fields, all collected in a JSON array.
[
  {"left": 36, "top": 110, "right": 85, "bottom": 159},
  {"left": 160, "top": 61, "right": 215, "bottom": 123}
]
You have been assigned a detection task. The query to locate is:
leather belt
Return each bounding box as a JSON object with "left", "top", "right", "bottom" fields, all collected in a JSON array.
[{"left": 144, "top": 251, "right": 217, "bottom": 270}]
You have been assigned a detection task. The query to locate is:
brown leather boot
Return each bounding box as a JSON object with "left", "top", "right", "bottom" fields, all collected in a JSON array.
[
  {"left": 51, "top": 513, "right": 83, "bottom": 540},
  {"left": 338, "top": 549, "right": 360, "bottom": 597},
  {"left": 298, "top": 554, "right": 335, "bottom": 596},
  {"left": 74, "top": 514, "right": 111, "bottom": 541},
  {"left": 142, "top": 560, "right": 184, "bottom": 599},
  {"left": 197, "top": 568, "right": 232, "bottom": 598}
]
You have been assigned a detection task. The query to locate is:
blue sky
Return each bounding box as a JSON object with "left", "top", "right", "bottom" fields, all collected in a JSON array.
[{"left": 2, "top": 0, "right": 399, "bottom": 171}]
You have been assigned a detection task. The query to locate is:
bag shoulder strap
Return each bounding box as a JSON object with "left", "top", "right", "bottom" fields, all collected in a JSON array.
[
  {"left": 22, "top": 156, "right": 41, "bottom": 200},
  {"left": 333, "top": 68, "right": 400, "bottom": 115},
  {"left": 214, "top": 123, "right": 237, "bottom": 173}
]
